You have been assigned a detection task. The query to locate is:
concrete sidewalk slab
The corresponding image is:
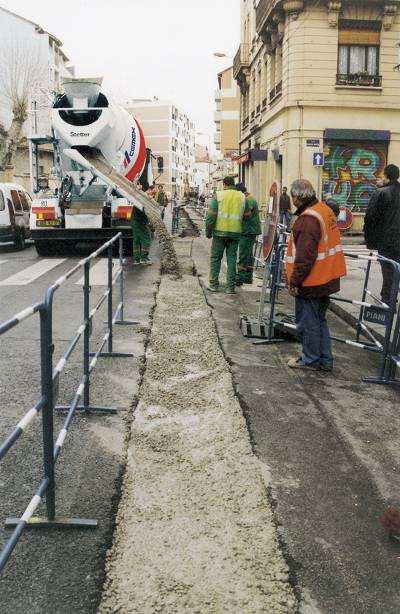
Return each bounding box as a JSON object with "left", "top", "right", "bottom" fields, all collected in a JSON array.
[{"left": 190, "top": 232, "right": 400, "bottom": 614}]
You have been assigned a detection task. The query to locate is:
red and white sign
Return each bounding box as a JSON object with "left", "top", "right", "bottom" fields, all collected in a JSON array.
[{"left": 263, "top": 180, "right": 280, "bottom": 259}]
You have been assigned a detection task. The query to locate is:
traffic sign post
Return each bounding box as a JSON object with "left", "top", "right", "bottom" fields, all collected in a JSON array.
[
  {"left": 312, "top": 152, "right": 324, "bottom": 199},
  {"left": 312, "top": 152, "right": 324, "bottom": 166}
]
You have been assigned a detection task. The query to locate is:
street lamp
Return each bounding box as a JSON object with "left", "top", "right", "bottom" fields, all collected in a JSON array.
[{"left": 213, "top": 52, "right": 233, "bottom": 59}]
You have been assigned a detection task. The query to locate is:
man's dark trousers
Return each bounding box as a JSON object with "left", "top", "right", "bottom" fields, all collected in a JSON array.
[
  {"left": 295, "top": 296, "right": 333, "bottom": 367},
  {"left": 379, "top": 251, "right": 400, "bottom": 304}
]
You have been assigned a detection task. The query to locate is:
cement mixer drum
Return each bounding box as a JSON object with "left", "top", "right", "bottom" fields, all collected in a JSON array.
[{"left": 52, "top": 77, "right": 146, "bottom": 182}]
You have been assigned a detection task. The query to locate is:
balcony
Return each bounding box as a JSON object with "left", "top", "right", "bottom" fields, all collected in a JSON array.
[
  {"left": 242, "top": 116, "right": 249, "bottom": 130},
  {"left": 214, "top": 111, "right": 221, "bottom": 122},
  {"left": 336, "top": 73, "right": 382, "bottom": 88},
  {"left": 257, "top": 0, "right": 304, "bottom": 34},
  {"left": 214, "top": 132, "right": 221, "bottom": 145},
  {"left": 233, "top": 43, "right": 250, "bottom": 80}
]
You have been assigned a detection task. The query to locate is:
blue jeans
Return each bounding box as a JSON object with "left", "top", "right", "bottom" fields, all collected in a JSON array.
[
  {"left": 295, "top": 297, "right": 333, "bottom": 366},
  {"left": 280, "top": 210, "right": 292, "bottom": 231}
]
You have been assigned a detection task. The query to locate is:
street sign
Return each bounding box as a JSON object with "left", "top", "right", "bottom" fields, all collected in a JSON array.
[
  {"left": 363, "top": 306, "right": 390, "bottom": 327},
  {"left": 337, "top": 207, "right": 353, "bottom": 231},
  {"left": 313, "top": 152, "right": 324, "bottom": 166},
  {"left": 263, "top": 180, "right": 280, "bottom": 260},
  {"left": 306, "top": 139, "right": 320, "bottom": 147}
]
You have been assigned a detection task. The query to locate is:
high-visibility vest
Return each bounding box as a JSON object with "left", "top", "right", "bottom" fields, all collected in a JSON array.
[
  {"left": 214, "top": 189, "right": 245, "bottom": 234},
  {"left": 285, "top": 201, "right": 347, "bottom": 287}
]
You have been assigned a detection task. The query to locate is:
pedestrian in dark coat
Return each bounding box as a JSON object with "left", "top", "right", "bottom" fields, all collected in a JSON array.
[{"left": 364, "top": 164, "right": 400, "bottom": 304}]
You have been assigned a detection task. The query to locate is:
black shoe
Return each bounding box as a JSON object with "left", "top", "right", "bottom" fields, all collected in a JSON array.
[{"left": 319, "top": 363, "right": 333, "bottom": 372}]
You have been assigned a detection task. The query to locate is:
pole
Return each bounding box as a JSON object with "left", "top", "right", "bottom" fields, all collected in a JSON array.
[
  {"left": 83, "top": 261, "right": 90, "bottom": 412},
  {"left": 118, "top": 235, "right": 124, "bottom": 322},
  {"left": 107, "top": 245, "right": 113, "bottom": 353},
  {"left": 40, "top": 304, "right": 55, "bottom": 521}
]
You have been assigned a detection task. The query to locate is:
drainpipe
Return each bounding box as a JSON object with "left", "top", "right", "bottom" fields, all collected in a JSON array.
[{"left": 296, "top": 100, "right": 303, "bottom": 178}]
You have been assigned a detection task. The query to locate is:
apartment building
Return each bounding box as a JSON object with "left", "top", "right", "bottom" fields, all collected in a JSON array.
[
  {"left": 234, "top": 0, "right": 400, "bottom": 226},
  {"left": 0, "top": 6, "right": 74, "bottom": 133},
  {"left": 214, "top": 67, "right": 240, "bottom": 158},
  {"left": 126, "top": 100, "right": 196, "bottom": 197}
]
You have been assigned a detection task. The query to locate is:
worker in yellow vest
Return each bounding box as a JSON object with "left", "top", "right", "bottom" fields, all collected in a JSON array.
[
  {"left": 205, "top": 176, "right": 249, "bottom": 294},
  {"left": 285, "top": 179, "right": 346, "bottom": 371}
]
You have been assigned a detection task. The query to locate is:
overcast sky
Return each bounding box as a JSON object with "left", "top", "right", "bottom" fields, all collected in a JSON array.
[{"left": 0, "top": 0, "right": 240, "bottom": 147}]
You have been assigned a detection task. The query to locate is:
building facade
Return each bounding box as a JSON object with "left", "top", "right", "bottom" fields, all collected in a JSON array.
[
  {"left": 234, "top": 0, "right": 400, "bottom": 223},
  {"left": 214, "top": 66, "right": 240, "bottom": 185},
  {"left": 214, "top": 67, "right": 240, "bottom": 156},
  {"left": 0, "top": 6, "right": 73, "bottom": 134},
  {"left": 194, "top": 144, "right": 211, "bottom": 196},
  {"left": 126, "top": 99, "right": 196, "bottom": 197}
]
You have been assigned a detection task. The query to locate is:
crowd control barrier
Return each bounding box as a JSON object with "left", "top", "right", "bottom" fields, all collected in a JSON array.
[
  {"left": 241, "top": 236, "right": 400, "bottom": 387},
  {"left": 0, "top": 233, "right": 136, "bottom": 573}
]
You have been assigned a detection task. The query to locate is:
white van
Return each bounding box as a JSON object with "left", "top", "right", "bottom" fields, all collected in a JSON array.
[{"left": 0, "top": 183, "right": 31, "bottom": 249}]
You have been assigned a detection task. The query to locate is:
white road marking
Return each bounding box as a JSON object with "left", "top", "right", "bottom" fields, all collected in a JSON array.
[
  {"left": 75, "top": 259, "right": 121, "bottom": 286},
  {"left": 0, "top": 259, "right": 66, "bottom": 286}
]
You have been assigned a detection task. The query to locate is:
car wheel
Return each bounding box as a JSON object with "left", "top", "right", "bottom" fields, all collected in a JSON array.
[{"left": 13, "top": 228, "right": 26, "bottom": 250}]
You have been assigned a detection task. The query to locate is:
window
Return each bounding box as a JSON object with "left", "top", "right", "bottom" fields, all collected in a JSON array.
[
  {"left": 18, "top": 191, "right": 30, "bottom": 212},
  {"left": 0, "top": 191, "right": 4, "bottom": 212},
  {"left": 10, "top": 190, "right": 22, "bottom": 212},
  {"left": 338, "top": 45, "right": 378, "bottom": 75},
  {"left": 337, "top": 20, "right": 381, "bottom": 86}
]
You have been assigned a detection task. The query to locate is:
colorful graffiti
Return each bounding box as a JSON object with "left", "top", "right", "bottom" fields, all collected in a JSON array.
[{"left": 322, "top": 142, "right": 387, "bottom": 211}]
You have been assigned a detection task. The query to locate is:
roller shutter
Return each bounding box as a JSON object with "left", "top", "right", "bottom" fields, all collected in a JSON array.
[{"left": 322, "top": 139, "right": 388, "bottom": 212}]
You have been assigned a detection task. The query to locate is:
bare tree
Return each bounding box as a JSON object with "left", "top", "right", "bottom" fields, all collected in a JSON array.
[{"left": 0, "top": 38, "right": 47, "bottom": 170}]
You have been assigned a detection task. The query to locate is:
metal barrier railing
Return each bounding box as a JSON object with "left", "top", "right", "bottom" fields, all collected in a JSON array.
[
  {"left": 0, "top": 232, "right": 136, "bottom": 573},
  {"left": 258, "top": 237, "right": 400, "bottom": 386}
]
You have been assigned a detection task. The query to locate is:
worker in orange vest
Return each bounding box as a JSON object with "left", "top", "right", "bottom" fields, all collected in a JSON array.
[{"left": 285, "top": 179, "right": 346, "bottom": 371}]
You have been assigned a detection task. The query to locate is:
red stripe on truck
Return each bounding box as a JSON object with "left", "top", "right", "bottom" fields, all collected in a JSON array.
[{"left": 125, "top": 121, "right": 147, "bottom": 183}]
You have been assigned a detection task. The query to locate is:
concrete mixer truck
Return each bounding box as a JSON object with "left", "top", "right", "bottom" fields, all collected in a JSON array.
[{"left": 29, "top": 77, "right": 161, "bottom": 255}]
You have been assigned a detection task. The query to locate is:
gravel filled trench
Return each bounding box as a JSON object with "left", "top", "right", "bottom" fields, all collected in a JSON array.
[{"left": 99, "top": 274, "right": 297, "bottom": 614}]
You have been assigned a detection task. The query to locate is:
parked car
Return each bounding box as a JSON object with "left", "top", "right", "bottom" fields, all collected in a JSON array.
[{"left": 0, "top": 183, "right": 31, "bottom": 249}]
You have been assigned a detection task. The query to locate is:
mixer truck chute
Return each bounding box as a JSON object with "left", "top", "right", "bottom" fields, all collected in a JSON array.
[{"left": 29, "top": 77, "right": 160, "bottom": 256}]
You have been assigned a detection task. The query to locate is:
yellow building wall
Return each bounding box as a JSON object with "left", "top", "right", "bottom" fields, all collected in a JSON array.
[{"left": 238, "top": 2, "right": 400, "bottom": 213}]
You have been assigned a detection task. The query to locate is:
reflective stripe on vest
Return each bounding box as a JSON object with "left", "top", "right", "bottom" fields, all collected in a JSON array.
[
  {"left": 285, "top": 201, "right": 347, "bottom": 287},
  {"left": 214, "top": 189, "right": 245, "bottom": 234}
]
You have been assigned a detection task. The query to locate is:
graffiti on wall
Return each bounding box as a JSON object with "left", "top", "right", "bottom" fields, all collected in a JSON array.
[{"left": 322, "top": 142, "right": 387, "bottom": 211}]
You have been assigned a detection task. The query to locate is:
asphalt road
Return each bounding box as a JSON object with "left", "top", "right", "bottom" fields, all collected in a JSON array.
[
  {"left": 0, "top": 242, "right": 160, "bottom": 613},
  {"left": 189, "top": 212, "right": 400, "bottom": 614}
]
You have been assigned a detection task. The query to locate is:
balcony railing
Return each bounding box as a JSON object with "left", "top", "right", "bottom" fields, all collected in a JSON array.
[
  {"left": 336, "top": 73, "right": 382, "bottom": 87},
  {"left": 233, "top": 43, "right": 250, "bottom": 79},
  {"left": 262, "top": 97, "right": 267, "bottom": 109},
  {"left": 256, "top": 0, "right": 280, "bottom": 34},
  {"left": 242, "top": 116, "right": 249, "bottom": 130},
  {"left": 256, "top": 104, "right": 261, "bottom": 114}
]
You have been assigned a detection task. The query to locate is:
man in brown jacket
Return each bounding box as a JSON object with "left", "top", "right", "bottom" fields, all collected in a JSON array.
[{"left": 286, "top": 179, "right": 346, "bottom": 371}]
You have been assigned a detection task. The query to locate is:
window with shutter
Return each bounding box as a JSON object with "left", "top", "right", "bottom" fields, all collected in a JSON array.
[{"left": 337, "top": 20, "right": 381, "bottom": 87}]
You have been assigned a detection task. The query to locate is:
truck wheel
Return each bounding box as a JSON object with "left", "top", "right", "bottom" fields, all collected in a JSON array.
[
  {"left": 14, "top": 228, "right": 26, "bottom": 251},
  {"left": 35, "top": 242, "right": 54, "bottom": 257}
]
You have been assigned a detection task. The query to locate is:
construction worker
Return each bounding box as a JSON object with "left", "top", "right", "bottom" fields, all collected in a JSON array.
[
  {"left": 236, "top": 183, "right": 261, "bottom": 286},
  {"left": 205, "top": 175, "right": 248, "bottom": 295},
  {"left": 155, "top": 184, "right": 168, "bottom": 220},
  {"left": 131, "top": 206, "right": 152, "bottom": 265},
  {"left": 285, "top": 179, "right": 346, "bottom": 371}
]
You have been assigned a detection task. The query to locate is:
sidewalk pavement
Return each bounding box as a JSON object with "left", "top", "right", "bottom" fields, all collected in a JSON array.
[{"left": 187, "top": 211, "right": 400, "bottom": 614}]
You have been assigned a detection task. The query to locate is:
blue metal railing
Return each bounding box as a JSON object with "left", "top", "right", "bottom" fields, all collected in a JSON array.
[{"left": 0, "top": 233, "right": 136, "bottom": 572}]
